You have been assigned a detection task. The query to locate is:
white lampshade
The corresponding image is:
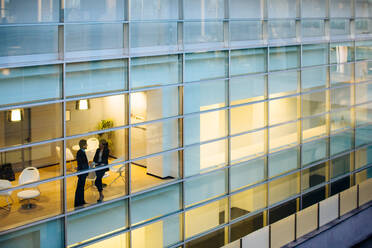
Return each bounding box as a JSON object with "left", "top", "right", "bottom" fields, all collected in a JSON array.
[
  {"left": 77, "top": 99, "right": 89, "bottom": 110},
  {"left": 10, "top": 109, "right": 22, "bottom": 122}
]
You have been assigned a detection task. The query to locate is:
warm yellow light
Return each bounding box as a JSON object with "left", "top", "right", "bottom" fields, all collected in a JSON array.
[
  {"left": 10, "top": 109, "right": 22, "bottom": 122},
  {"left": 78, "top": 99, "right": 89, "bottom": 110}
]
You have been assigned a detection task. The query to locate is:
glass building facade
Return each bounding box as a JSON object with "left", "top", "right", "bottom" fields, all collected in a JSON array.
[{"left": 0, "top": 0, "right": 372, "bottom": 247}]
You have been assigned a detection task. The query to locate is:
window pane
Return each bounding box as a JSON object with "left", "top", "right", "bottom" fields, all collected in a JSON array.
[
  {"left": 131, "top": 151, "right": 179, "bottom": 192},
  {"left": 268, "top": 0, "right": 296, "bottom": 18},
  {"left": 356, "top": 82, "right": 372, "bottom": 105},
  {"left": 230, "top": 48, "right": 267, "bottom": 76},
  {"left": 269, "top": 96, "right": 298, "bottom": 125},
  {"left": 229, "top": 0, "right": 262, "bottom": 18},
  {"left": 302, "top": 0, "right": 326, "bottom": 18},
  {"left": 302, "top": 115, "right": 327, "bottom": 141},
  {"left": 302, "top": 44, "right": 328, "bottom": 67},
  {"left": 330, "top": 19, "right": 350, "bottom": 37},
  {"left": 301, "top": 138, "right": 327, "bottom": 166},
  {"left": 231, "top": 102, "right": 265, "bottom": 134},
  {"left": 356, "top": 40, "right": 372, "bottom": 60},
  {"left": 0, "top": 65, "right": 61, "bottom": 106},
  {"left": 355, "top": 145, "right": 372, "bottom": 169},
  {"left": 330, "top": 131, "right": 353, "bottom": 156},
  {"left": 66, "top": 95, "right": 127, "bottom": 136},
  {"left": 356, "top": 103, "right": 372, "bottom": 126},
  {"left": 268, "top": 20, "right": 296, "bottom": 40},
  {"left": 230, "top": 158, "right": 266, "bottom": 191},
  {"left": 184, "top": 110, "right": 227, "bottom": 145},
  {"left": 185, "top": 198, "right": 228, "bottom": 238},
  {"left": 65, "top": 60, "right": 127, "bottom": 97},
  {"left": 231, "top": 130, "right": 265, "bottom": 163},
  {"left": 0, "top": 141, "right": 62, "bottom": 184},
  {"left": 330, "top": 0, "right": 351, "bottom": 17},
  {"left": 67, "top": 200, "right": 127, "bottom": 246},
  {"left": 131, "top": 119, "right": 179, "bottom": 158},
  {"left": 356, "top": 125, "right": 372, "bottom": 147},
  {"left": 331, "top": 86, "right": 351, "bottom": 110},
  {"left": 131, "top": 55, "right": 180, "bottom": 89},
  {"left": 230, "top": 75, "right": 265, "bottom": 105},
  {"left": 355, "top": 61, "right": 372, "bottom": 83},
  {"left": 301, "top": 67, "right": 327, "bottom": 90},
  {"left": 230, "top": 21, "right": 263, "bottom": 45},
  {"left": 184, "top": 22, "right": 224, "bottom": 48},
  {"left": 355, "top": 19, "right": 372, "bottom": 35},
  {"left": 65, "top": 24, "right": 124, "bottom": 58},
  {"left": 186, "top": 227, "right": 226, "bottom": 248},
  {"left": 86, "top": 233, "right": 128, "bottom": 248},
  {"left": 330, "top": 42, "right": 354, "bottom": 64},
  {"left": 0, "top": 104, "right": 62, "bottom": 149},
  {"left": 302, "top": 90, "right": 326, "bottom": 117},
  {"left": 269, "top": 122, "right": 298, "bottom": 151},
  {"left": 231, "top": 184, "right": 267, "bottom": 219},
  {"left": 331, "top": 154, "right": 351, "bottom": 179},
  {"left": 0, "top": 219, "right": 63, "bottom": 248},
  {"left": 184, "top": 80, "right": 227, "bottom": 114},
  {"left": 0, "top": 26, "right": 58, "bottom": 64},
  {"left": 330, "top": 63, "right": 353, "bottom": 85},
  {"left": 269, "top": 46, "right": 299, "bottom": 71},
  {"left": 185, "top": 139, "right": 227, "bottom": 176},
  {"left": 185, "top": 169, "right": 227, "bottom": 206},
  {"left": 131, "top": 22, "right": 178, "bottom": 53},
  {"left": 269, "top": 172, "right": 299, "bottom": 205},
  {"left": 130, "top": 0, "right": 178, "bottom": 20},
  {"left": 230, "top": 213, "right": 265, "bottom": 242},
  {"left": 0, "top": 179, "right": 62, "bottom": 232},
  {"left": 131, "top": 184, "right": 180, "bottom": 224},
  {"left": 132, "top": 215, "right": 181, "bottom": 248},
  {"left": 269, "top": 199, "right": 297, "bottom": 224},
  {"left": 331, "top": 110, "right": 351, "bottom": 133},
  {"left": 269, "top": 70, "right": 298, "bottom": 98},
  {"left": 302, "top": 20, "right": 325, "bottom": 39},
  {"left": 269, "top": 147, "right": 298, "bottom": 178},
  {"left": 184, "top": 0, "right": 224, "bottom": 19},
  {"left": 0, "top": 0, "right": 59, "bottom": 23},
  {"left": 130, "top": 87, "right": 179, "bottom": 123},
  {"left": 356, "top": 0, "right": 372, "bottom": 17},
  {"left": 301, "top": 163, "right": 327, "bottom": 191},
  {"left": 185, "top": 51, "right": 227, "bottom": 82},
  {"left": 65, "top": 0, "right": 125, "bottom": 22}
]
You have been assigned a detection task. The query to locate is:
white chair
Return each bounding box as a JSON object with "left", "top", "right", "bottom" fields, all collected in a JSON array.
[
  {"left": 109, "top": 158, "right": 126, "bottom": 186},
  {"left": 85, "top": 170, "right": 97, "bottom": 191},
  {"left": 17, "top": 167, "right": 41, "bottom": 209},
  {"left": 56, "top": 146, "right": 75, "bottom": 171},
  {"left": 0, "top": 180, "right": 13, "bottom": 211}
]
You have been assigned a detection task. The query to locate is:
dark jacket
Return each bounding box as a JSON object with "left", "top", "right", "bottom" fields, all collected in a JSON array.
[
  {"left": 76, "top": 149, "right": 89, "bottom": 171},
  {"left": 93, "top": 148, "right": 109, "bottom": 166}
]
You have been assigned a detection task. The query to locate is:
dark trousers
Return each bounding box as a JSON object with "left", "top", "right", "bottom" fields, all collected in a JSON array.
[
  {"left": 74, "top": 174, "right": 87, "bottom": 207},
  {"left": 95, "top": 170, "right": 105, "bottom": 192}
]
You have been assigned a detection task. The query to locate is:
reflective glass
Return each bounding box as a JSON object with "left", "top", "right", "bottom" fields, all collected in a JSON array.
[
  {"left": 131, "top": 184, "right": 180, "bottom": 224},
  {"left": 185, "top": 169, "right": 227, "bottom": 206},
  {"left": 131, "top": 22, "right": 178, "bottom": 53},
  {"left": 356, "top": 0, "right": 372, "bottom": 17},
  {"left": 331, "top": 110, "right": 351, "bottom": 133},
  {"left": 302, "top": 20, "right": 325, "bottom": 39},
  {"left": 230, "top": 21, "right": 263, "bottom": 44},
  {"left": 355, "top": 19, "right": 372, "bottom": 35},
  {"left": 330, "top": 42, "right": 354, "bottom": 64},
  {"left": 229, "top": 0, "right": 262, "bottom": 18},
  {"left": 130, "top": 0, "right": 178, "bottom": 20},
  {"left": 184, "top": 80, "right": 227, "bottom": 114},
  {"left": 302, "top": 115, "right": 327, "bottom": 141},
  {"left": 355, "top": 145, "right": 372, "bottom": 169},
  {"left": 131, "top": 55, "right": 180, "bottom": 89},
  {"left": 0, "top": 65, "right": 61, "bottom": 106},
  {"left": 268, "top": 20, "right": 296, "bottom": 40},
  {"left": 331, "top": 154, "right": 351, "bottom": 179},
  {"left": 65, "top": 0, "right": 125, "bottom": 22},
  {"left": 269, "top": 46, "right": 299, "bottom": 71},
  {"left": 330, "top": 0, "right": 352, "bottom": 17},
  {"left": 330, "top": 63, "right": 353, "bottom": 85},
  {"left": 330, "top": 19, "right": 350, "bottom": 37},
  {"left": 230, "top": 48, "right": 267, "bottom": 76},
  {"left": 356, "top": 40, "right": 372, "bottom": 60},
  {"left": 301, "top": 0, "right": 326, "bottom": 18},
  {"left": 302, "top": 44, "right": 328, "bottom": 67},
  {"left": 269, "top": 122, "right": 298, "bottom": 151},
  {"left": 184, "top": 21, "right": 224, "bottom": 47},
  {"left": 268, "top": 70, "right": 298, "bottom": 98},
  {"left": 330, "top": 131, "right": 353, "bottom": 156},
  {"left": 230, "top": 158, "right": 266, "bottom": 191},
  {"left": 302, "top": 90, "right": 326, "bottom": 117},
  {"left": 355, "top": 61, "right": 372, "bottom": 82},
  {"left": 269, "top": 96, "right": 298, "bottom": 125},
  {"left": 330, "top": 86, "right": 351, "bottom": 110},
  {"left": 268, "top": 0, "right": 296, "bottom": 18},
  {"left": 301, "top": 138, "right": 327, "bottom": 166},
  {"left": 230, "top": 75, "right": 265, "bottom": 105},
  {"left": 185, "top": 51, "right": 227, "bottom": 82},
  {"left": 356, "top": 82, "right": 372, "bottom": 105},
  {"left": 269, "top": 147, "right": 298, "bottom": 178},
  {"left": 301, "top": 67, "right": 327, "bottom": 90},
  {"left": 66, "top": 60, "right": 127, "bottom": 97},
  {"left": 301, "top": 163, "right": 327, "bottom": 191}
]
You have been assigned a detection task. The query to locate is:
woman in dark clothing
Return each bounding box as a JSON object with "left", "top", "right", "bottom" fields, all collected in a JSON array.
[
  {"left": 93, "top": 139, "right": 109, "bottom": 202},
  {"left": 74, "top": 139, "right": 89, "bottom": 207}
]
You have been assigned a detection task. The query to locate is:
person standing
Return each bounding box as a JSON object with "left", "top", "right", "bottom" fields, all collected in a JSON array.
[
  {"left": 74, "top": 139, "right": 89, "bottom": 207},
  {"left": 93, "top": 139, "right": 109, "bottom": 202}
]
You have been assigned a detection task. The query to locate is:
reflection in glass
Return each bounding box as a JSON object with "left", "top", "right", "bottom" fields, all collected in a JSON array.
[
  {"left": 330, "top": 86, "right": 351, "bottom": 110},
  {"left": 301, "top": 138, "right": 327, "bottom": 166},
  {"left": 269, "top": 172, "right": 299, "bottom": 205},
  {"left": 269, "top": 70, "right": 298, "bottom": 98},
  {"left": 302, "top": 91, "right": 326, "bottom": 117},
  {"left": 269, "top": 148, "right": 298, "bottom": 178},
  {"left": 302, "top": 44, "right": 328, "bottom": 67},
  {"left": 302, "top": 20, "right": 325, "bottom": 39},
  {"left": 331, "top": 154, "right": 351, "bottom": 179},
  {"left": 269, "top": 96, "right": 298, "bottom": 125},
  {"left": 230, "top": 158, "right": 266, "bottom": 191},
  {"left": 330, "top": 131, "right": 353, "bottom": 156},
  {"left": 268, "top": 20, "right": 296, "bottom": 40},
  {"left": 230, "top": 21, "right": 263, "bottom": 44},
  {"left": 231, "top": 102, "right": 265, "bottom": 134},
  {"left": 301, "top": 67, "right": 327, "bottom": 90},
  {"left": 184, "top": 22, "right": 224, "bottom": 47},
  {"left": 330, "top": 42, "right": 354, "bottom": 64},
  {"left": 269, "top": 122, "right": 298, "bottom": 151},
  {"left": 269, "top": 46, "right": 299, "bottom": 71},
  {"left": 302, "top": 115, "right": 326, "bottom": 141},
  {"left": 231, "top": 130, "right": 265, "bottom": 164},
  {"left": 131, "top": 0, "right": 178, "bottom": 20},
  {"left": 230, "top": 48, "right": 267, "bottom": 76},
  {"left": 301, "top": 163, "right": 327, "bottom": 191},
  {"left": 230, "top": 75, "right": 265, "bottom": 105},
  {"left": 330, "top": 63, "right": 353, "bottom": 85}
]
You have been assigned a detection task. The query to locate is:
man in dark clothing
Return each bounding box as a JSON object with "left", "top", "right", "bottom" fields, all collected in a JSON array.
[{"left": 74, "top": 139, "right": 89, "bottom": 207}]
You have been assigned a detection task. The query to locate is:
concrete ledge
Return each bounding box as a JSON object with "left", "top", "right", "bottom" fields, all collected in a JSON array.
[{"left": 284, "top": 202, "right": 372, "bottom": 248}]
